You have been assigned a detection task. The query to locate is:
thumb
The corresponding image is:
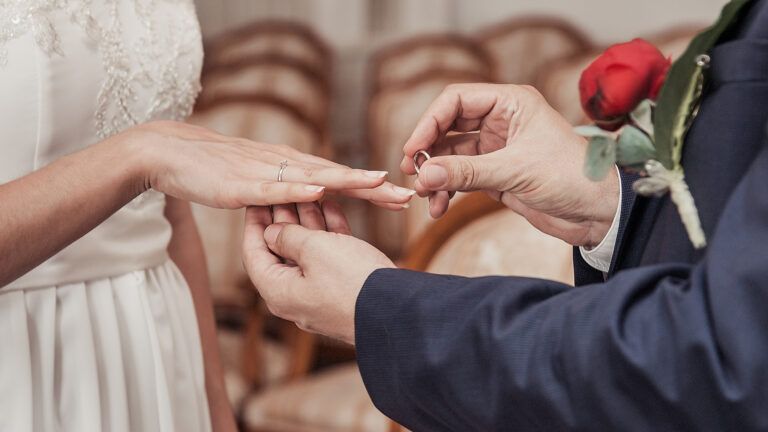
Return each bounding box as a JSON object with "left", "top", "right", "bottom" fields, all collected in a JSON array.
[
  {"left": 264, "top": 223, "right": 317, "bottom": 266},
  {"left": 419, "top": 153, "right": 509, "bottom": 192}
]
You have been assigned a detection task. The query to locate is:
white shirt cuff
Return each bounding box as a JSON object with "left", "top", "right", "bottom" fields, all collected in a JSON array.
[{"left": 579, "top": 166, "right": 622, "bottom": 273}]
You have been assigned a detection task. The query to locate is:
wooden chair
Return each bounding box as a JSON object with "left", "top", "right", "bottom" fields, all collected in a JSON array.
[
  {"left": 366, "top": 70, "right": 493, "bottom": 258},
  {"left": 402, "top": 191, "right": 573, "bottom": 282},
  {"left": 203, "top": 20, "right": 332, "bottom": 80},
  {"left": 649, "top": 25, "right": 705, "bottom": 59},
  {"left": 476, "top": 16, "right": 592, "bottom": 85},
  {"left": 369, "top": 34, "right": 495, "bottom": 92},
  {"left": 197, "top": 59, "right": 331, "bottom": 129},
  {"left": 189, "top": 94, "right": 327, "bottom": 155},
  {"left": 535, "top": 51, "right": 597, "bottom": 125}
]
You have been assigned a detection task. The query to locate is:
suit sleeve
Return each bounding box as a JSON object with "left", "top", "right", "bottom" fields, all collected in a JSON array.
[
  {"left": 573, "top": 169, "right": 638, "bottom": 285},
  {"left": 355, "top": 144, "right": 768, "bottom": 431}
]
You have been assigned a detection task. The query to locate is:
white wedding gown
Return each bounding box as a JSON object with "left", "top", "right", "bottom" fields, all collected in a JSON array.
[{"left": 0, "top": 1, "right": 211, "bottom": 431}]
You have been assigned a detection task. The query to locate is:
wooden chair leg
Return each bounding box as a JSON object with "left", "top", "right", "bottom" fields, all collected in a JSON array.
[
  {"left": 242, "top": 301, "right": 268, "bottom": 388},
  {"left": 282, "top": 323, "right": 317, "bottom": 381}
]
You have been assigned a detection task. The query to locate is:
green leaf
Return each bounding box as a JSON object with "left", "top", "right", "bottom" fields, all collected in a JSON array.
[
  {"left": 574, "top": 125, "right": 614, "bottom": 138},
  {"left": 653, "top": 0, "right": 752, "bottom": 169},
  {"left": 629, "top": 99, "right": 654, "bottom": 137},
  {"left": 584, "top": 136, "right": 617, "bottom": 181},
  {"left": 617, "top": 125, "right": 656, "bottom": 166}
]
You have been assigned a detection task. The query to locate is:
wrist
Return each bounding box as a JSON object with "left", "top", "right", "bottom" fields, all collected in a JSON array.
[
  {"left": 106, "top": 127, "right": 157, "bottom": 197},
  {"left": 584, "top": 165, "right": 620, "bottom": 248}
]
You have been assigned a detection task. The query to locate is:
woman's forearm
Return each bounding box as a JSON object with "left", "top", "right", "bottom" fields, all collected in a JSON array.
[
  {"left": 0, "top": 136, "right": 145, "bottom": 287},
  {"left": 165, "top": 197, "right": 237, "bottom": 432}
]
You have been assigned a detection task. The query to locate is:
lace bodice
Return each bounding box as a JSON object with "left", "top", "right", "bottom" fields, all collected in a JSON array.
[
  {"left": 0, "top": 0, "right": 201, "bottom": 138},
  {"left": 0, "top": 0, "right": 203, "bottom": 289}
]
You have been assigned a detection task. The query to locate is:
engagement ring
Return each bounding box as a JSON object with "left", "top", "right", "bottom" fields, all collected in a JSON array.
[{"left": 278, "top": 160, "right": 289, "bottom": 182}]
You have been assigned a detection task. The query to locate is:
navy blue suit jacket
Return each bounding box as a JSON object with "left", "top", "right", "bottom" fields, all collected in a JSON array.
[{"left": 355, "top": 2, "right": 768, "bottom": 430}]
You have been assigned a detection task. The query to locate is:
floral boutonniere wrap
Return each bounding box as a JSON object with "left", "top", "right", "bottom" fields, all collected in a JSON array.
[
  {"left": 575, "top": 38, "right": 709, "bottom": 248},
  {"left": 575, "top": 0, "right": 753, "bottom": 250}
]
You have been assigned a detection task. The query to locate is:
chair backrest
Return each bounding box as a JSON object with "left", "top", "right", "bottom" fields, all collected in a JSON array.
[
  {"left": 535, "top": 51, "right": 597, "bottom": 125},
  {"left": 367, "top": 70, "right": 492, "bottom": 257},
  {"left": 203, "top": 20, "right": 331, "bottom": 79},
  {"left": 650, "top": 25, "right": 705, "bottom": 60},
  {"left": 370, "top": 34, "right": 495, "bottom": 92},
  {"left": 190, "top": 94, "right": 324, "bottom": 154},
  {"left": 197, "top": 59, "right": 331, "bottom": 128},
  {"left": 402, "top": 193, "right": 573, "bottom": 285},
  {"left": 477, "top": 17, "right": 592, "bottom": 85}
]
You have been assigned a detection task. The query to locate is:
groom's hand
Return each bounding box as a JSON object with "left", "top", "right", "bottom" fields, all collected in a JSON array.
[
  {"left": 242, "top": 202, "right": 394, "bottom": 345},
  {"left": 401, "top": 83, "right": 619, "bottom": 248}
]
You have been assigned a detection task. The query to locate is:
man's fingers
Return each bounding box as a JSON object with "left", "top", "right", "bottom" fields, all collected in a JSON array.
[
  {"left": 242, "top": 208, "right": 306, "bottom": 319},
  {"left": 264, "top": 223, "right": 317, "bottom": 267},
  {"left": 273, "top": 203, "right": 299, "bottom": 224},
  {"left": 321, "top": 200, "right": 353, "bottom": 235},
  {"left": 402, "top": 84, "right": 503, "bottom": 173},
  {"left": 242, "top": 206, "right": 281, "bottom": 277},
  {"left": 297, "top": 202, "right": 326, "bottom": 230},
  {"left": 417, "top": 153, "right": 509, "bottom": 192},
  {"left": 428, "top": 191, "right": 451, "bottom": 219}
]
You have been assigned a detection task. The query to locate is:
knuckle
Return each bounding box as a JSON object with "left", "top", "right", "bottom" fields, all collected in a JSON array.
[
  {"left": 302, "top": 167, "right": 316, "bottom": 178},
  {"left": 458, "top": 159, "right": 477, "bottom": 188}
]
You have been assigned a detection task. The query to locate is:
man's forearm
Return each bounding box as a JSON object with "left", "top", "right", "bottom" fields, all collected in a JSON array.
[{"left": 355, "top": 147, "right": 768, "bottom": 431}]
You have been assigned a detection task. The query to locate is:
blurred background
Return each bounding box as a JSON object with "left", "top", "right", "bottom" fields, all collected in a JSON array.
[{"left": 187, "top": 1, "right": 726, "bottom": 430}]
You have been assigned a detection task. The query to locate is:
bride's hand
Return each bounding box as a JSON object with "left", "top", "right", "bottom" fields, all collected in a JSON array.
[{"left": 116, "top": 121, "right": 415, "bottom": 209}]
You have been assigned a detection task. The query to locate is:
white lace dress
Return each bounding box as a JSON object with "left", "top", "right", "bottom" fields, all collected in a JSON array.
[{"left": 0, "top": 1, "right": 211, "bottom": 431}]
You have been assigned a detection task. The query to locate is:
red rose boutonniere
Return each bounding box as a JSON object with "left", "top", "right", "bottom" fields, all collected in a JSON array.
[
  {"left": 575, "top": 1, "right": 753, "bottom": 249},
  {"left": 575, "top": 34, "right": 712, "bottom": 249},
  {"left": 579, "top": 38, "right": 670, "bottom": 131}
]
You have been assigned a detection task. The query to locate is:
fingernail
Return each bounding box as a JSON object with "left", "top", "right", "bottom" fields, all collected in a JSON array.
[
  {"left": 393, "top": 185, "right": 416, "bottom": 196},
  {"left": 421, "top": 165, "right": 448, "bottom": 187},
  {"left": 401, "top": 203, "right": 411, "bottom": 209},
  {"left": 305, "top": 185, "right": 325, "bottom": 193},
  {"left": 264, "top": 224, "right": 283, "bottom": 244},
  {"left": 365, "top": 171, "right": 388, "bottom": 179}
]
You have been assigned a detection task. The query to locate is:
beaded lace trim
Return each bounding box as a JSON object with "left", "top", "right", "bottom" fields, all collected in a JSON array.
[{"left": 0, "top": 0, "right": 202, "bottom": 139}]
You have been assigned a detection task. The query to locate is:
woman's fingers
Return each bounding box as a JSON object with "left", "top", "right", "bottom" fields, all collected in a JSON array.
[
  {"left": 336, "top": 182, "right": 415, "bottom": 208},
  {"left": 279, "top": 164, "right": 388, "bottom": 190},
  {"left": 233, "top": 182, "right": 326, "bottom": 207}
]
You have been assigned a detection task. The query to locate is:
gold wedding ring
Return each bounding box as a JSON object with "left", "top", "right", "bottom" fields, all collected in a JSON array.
[
  {"left": 277, "top": 160, "right": 289, "bottom": 182},
  {"left": 413, "top": 150, "right": 431, "bottom": 175}
]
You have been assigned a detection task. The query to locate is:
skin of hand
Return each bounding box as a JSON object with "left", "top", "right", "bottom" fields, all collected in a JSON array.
[
  {"left": 0, "top": 119, "right": 412, "bottom": 287},
  {"left": 131, "top": 121, "right": 415, "bottom": 210},
  {"left": 242, "top": 201, "right": 395, "bottom": 345},
  {"left": 400, "top": 83, "right": 619, "bottom": 248},
  {"left": 165, "top": 197, "right": 237, "bottom": 432}
]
